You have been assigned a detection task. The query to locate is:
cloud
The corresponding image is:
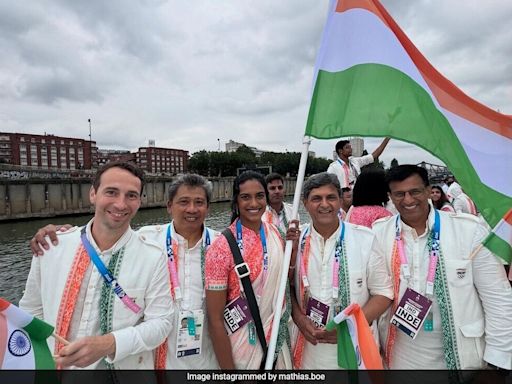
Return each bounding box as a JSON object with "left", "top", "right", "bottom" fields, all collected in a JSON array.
[{"left": 0, "top": 0, "right": 510, "bottom": 168}]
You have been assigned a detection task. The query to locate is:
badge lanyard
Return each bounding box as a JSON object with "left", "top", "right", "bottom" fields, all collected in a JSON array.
[
  {"left": 300, "top": 221, "right": 345, "bottom": 303},
  {"left": 395, "top": 210, "right": 440, "bottom": 331},
  {"left": 395, "top": 210, "right": 440, "bottom": 296},
  {"left": 166, "top": 224, "right": 211, "bottom": 302},
  {"left": 337, "top": 159, "right": 351, "bottom": 187},
  {"left": 235, "top": 219, "right": 268, "bottom": 297},
  {"left": 80, "top": 227, "right": 141, "bottom": 314},
  {"left": 235, "top": 219, "right": 267, "bottom": 346}
]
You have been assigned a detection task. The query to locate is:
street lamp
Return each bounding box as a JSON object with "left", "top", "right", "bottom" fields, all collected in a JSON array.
[
  {"left": 217, "top": 138, "right": 220, "bottom": 151},
  {"left": 88, "top": 118, "right": 92, "bottom": 169}
]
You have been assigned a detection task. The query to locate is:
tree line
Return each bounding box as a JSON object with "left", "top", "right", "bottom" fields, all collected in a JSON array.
[
  {"left": 188, "top": 145, "right": 395, "bottom": 177},
  {"left": 188, "top": 145, "right": 332, "bottom": 177}
]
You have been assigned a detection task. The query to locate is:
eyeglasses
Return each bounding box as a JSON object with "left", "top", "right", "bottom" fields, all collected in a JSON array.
[{"left": 390, "top": 188, "right": 426, "bottom": 200}]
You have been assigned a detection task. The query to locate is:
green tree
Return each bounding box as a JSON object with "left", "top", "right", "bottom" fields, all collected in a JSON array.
[
  {"left": 188, "top": 150, "right": 210, "bottom": 176},
  {"left": 390, "top": 158, "right": 399, "bottom": 169}
]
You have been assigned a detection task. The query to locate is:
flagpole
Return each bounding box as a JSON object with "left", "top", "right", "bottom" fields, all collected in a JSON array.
[
  {"left": 265, "top": 135, "right": 311, "bottom": 369},
  {"left": 52, "top": 333, "right": 70, "bottom": 346}
]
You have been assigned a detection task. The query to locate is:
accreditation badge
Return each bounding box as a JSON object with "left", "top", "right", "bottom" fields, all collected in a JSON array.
[
  {"left": 305, "top": 297, "right": 330, "bottom": 328},
  {"left": 176, "top": 309, "right": 204, "bottom": 358},
  {"left": 390, "top": 288, "right": 432, "bottom": 339},
  {"left": 223, "top": 296, "right": 253, "bottom": 335}
]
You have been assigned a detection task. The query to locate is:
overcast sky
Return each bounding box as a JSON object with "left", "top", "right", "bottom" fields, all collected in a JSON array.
[{"left": 1, "top": 0, "right": 510, "bottom": 168}]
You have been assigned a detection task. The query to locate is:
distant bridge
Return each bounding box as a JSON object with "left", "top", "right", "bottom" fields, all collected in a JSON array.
[{"left": 416, "top": 161, "right": 450, "bottom": 184}]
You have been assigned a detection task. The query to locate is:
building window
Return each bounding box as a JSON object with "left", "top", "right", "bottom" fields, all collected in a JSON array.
[
  {"left": 50, "top": 147, "right": 57, "bottom": 166},
  {"left": 30, "top": 146, "right": 38, "bottom": 166}
]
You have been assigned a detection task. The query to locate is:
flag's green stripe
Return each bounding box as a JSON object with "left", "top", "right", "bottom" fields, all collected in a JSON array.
[
  {"left": 32, "top": 339, "right": 56, "bottom": 369},
  {"left": 305, "top": 64, "right": 511, "bottom": 227},
  {"left": 24, "top": 317, "right": 54, "bottom": 340},
  {"left": 483, "top": 233, "right": 512, "bottom": 264},
  {"left": 337, "top": 321, "right": 358, "bottom": 369},
  {"left": 24, "top": 317, "right": 56, "bottom": 369}
]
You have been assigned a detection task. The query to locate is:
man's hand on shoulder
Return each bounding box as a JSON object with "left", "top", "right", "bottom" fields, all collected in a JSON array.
[{"left": 30, "top": 224, "right": 73, "bottom": 256}]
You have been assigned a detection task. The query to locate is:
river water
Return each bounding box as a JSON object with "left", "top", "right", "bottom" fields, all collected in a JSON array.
[{"left": 0, "top": 199, "right": 308, "bottom": 304}]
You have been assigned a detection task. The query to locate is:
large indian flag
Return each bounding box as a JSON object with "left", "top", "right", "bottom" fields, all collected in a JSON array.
[
  {"left": 0, "top": 298, "right": 55, "bottom": 369},
  {"left": 305, "top": 0, "right": 512, "bottom": 229}
]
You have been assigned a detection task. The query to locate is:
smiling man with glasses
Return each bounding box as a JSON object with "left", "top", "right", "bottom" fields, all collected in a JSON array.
[{"left": 372, "top": 164, "right": 512, "bottom": 371}]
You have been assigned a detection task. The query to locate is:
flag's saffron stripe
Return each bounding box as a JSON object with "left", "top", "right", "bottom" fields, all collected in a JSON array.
[
  {"left": 305, "top": 64, "right": 511, "bottom": 227},
  {"left": 335, "top": 0, "right": 512, "bottom": 139},
  {"left": 504, "top": 209, "right": 512, "bottom": 226},
  {"left": 352, "top": 307, "right": 382, "bottom": 369},
  {"left": 0, "top": 299, "right": 9, "bottom": 312}
]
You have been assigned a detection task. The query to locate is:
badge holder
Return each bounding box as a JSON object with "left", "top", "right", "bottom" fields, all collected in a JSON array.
[
  {"left": 176, "top": 310, "right": 204, "bottom": 358},
  {"left": 390, "top": 288, "right": 433, "bottom": 340}
]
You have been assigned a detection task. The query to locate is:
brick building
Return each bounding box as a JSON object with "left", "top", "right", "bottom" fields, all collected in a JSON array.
[
  {"left": 97, "top": 149, "right": 136, "bottom": 166},
  {"left": 135, "top": 146, "right": 188, "bottom": 174},
  {"left": 0, "top": 132, "right": 98, "bottom": 169}
]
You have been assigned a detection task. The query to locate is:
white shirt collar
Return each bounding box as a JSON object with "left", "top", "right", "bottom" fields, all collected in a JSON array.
[{"left": 85, "top": 219, "right": 133, "bottom": 254}]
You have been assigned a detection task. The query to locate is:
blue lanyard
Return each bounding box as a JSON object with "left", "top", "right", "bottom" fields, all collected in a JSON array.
[
  {"left": 235, "top": 219, "right": 268, "bottom": 277},
  {"left": 299, "top": 221, "right": 345, "bottom": 257},
  {"left": 166, "top": 225, "right": 211, "bottom": 259},
  {"left": 80, "top": 227, "right": 141, "bottom": 314},
  {"left": 299, "top": 221, "right": 345, "bottom": 299}
]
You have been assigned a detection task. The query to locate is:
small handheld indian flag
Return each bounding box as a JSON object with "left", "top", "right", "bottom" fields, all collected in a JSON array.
[
  {"left": 483, "top": 208, "right": 512, "bottom": 266},
  {"left": 0, "top": 298, "right": 55, "bottom": 369},
  {"left": 325, "top": 303, "right": 383, "bottom": 370}
]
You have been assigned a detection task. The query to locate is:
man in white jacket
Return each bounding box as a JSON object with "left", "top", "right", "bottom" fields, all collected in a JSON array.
[
  {"left": 29, "top": 173, "right": 220, "bottom": 369},
  {"left": 373, "top": 164, "right": 512, "bottom": 370},
  {"left": 20, "top": 161, "right": 173, "bottom": 369},
  {"left": 290, "top": 172, "right": 393, "bottom": 369}
]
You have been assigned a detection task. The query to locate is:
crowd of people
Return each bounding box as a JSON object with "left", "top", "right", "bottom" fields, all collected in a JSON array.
[{"left": 21, "top": 138, "right": 510, "bottom": 372}]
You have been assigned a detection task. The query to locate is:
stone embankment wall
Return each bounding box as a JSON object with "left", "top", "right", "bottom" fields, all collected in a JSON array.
[{"left": 0, "top": 166, "right": 296, "bottom": 221}]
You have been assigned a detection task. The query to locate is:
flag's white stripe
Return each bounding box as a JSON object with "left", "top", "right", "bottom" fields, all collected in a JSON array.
[
  {"left": 346, "top": 315, "right": 365, "bottom": 369},
  {"left": 4, "top": 305, "right": 33, "bottom": 328},
  {"left": 332, "top": 310, "right": 349, "bottom": 324},
  {"left": 314, "top": 8, "right": 512, "bottom": 196},
  {"left": 3, "top": 319, "right": 35, "bottom": 369},
  {"left": 495, "top": 219, "right": 512, "bottom": 244},
  {"left": 443, "top": 109, "right": 511, "bottom": 196}
]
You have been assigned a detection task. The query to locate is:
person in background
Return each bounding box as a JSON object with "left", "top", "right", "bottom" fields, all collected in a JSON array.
[
  {"left": 430, "top": 185, "right": 455, "bottom": 213},
  {"left": 20, "top": 161, "right": 173, "bottom": 369},
  {"left": 345, "top": 169, "right": 393, "bottom": 228},
  {"left": 262, "top": 172, "right": 299, "bottom": 239},
  {"left": 327, "top": 138, "right": 390, "bottom": 189},
  {"left": 447, "top": 182, "right": 478, "bottom": 216},
  {"left": 339, "top": 187, "right": 353, "bottom": 221},
  {"left": 204, "top": 171, "right": 293, "bottom": 369}
]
